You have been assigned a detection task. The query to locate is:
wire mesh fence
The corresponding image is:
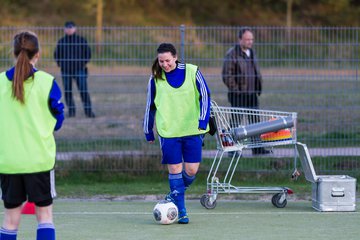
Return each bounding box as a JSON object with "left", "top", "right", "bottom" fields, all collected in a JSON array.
[{"left": 0, "top": 26, "right": 359, "bottom": 173}]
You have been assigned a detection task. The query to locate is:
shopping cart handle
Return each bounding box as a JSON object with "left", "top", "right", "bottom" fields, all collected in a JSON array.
[{"left": 231, "top": 116, "right": 294, "bottom": 140}]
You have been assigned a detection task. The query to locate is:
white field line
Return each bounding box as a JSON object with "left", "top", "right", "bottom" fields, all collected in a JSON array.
[{"left": 14, "top": 211, "right": 357, "bottom": 215}]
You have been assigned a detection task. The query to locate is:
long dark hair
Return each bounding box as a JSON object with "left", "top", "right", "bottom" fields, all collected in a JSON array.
[
  {"left": 12, "top": 31, "right": 39, "bottom": 104},
  {"left": 151, "top": 43, "right": 178, "bottom": 80}
]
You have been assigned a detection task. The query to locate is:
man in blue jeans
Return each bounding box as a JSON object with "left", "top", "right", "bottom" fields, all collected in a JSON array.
[{"left": 54, "top": 21, "right": 95, "bottom": 118}]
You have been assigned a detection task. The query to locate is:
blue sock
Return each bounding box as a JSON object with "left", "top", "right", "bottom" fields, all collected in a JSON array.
[
  {"left": 182, "top": 170, "right": 196, "bottom": 190},
  {"left": 168, "top": 173, "right": 185, "bottom": 212},
  {"left": 36, "top": 223, "right": 55, "bottom": 240},
  {"left": 0, "top": 227, "right": 17, "bottom": 240}
]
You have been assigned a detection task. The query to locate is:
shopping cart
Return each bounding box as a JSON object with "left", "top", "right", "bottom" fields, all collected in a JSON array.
[{"left": 201, "top": 101, "right": 298, "bottom": 209}]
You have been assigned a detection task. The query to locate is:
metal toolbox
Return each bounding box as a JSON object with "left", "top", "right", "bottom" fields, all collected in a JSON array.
[{"left": 296, "top": 142, "right": 357, "bottom": 212}]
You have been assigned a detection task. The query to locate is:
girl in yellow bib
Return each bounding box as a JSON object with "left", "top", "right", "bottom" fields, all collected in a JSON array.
[
  {"left": 143, "top": 43, "right": 211, "bottom": 224},
  {"left": 0, "top": 31, "right": 64, "bottom": 240}
]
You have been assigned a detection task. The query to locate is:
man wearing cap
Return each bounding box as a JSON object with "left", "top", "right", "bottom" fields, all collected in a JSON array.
[
  {"left": 54, "top": 21, "right": 95, "bottom": 118},
  {"left": 222, "top": 27, "right": 269, "bottom": 155}
]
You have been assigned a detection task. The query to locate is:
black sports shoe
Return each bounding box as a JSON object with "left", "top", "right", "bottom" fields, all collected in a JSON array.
[{"left": 85, "top": 112, "right": 96, "bottom": 118}]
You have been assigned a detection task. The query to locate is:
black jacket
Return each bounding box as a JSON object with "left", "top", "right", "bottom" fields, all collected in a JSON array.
[
  {"left": 54, "top": 34, "right": 91, "bottom": 73},
  {"left": 222, "top": 44, "right": 262, "bottom": 96}
]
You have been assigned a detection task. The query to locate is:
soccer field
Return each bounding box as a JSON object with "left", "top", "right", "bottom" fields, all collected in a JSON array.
[{"left": 2, "top": 199, "right": 358, "bottom": 240}]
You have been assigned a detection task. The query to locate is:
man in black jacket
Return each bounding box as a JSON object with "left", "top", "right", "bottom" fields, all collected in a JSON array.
[
  {"left": 222, "top": 27, "right": 269, "bottom": 155},
  {"left": 54, "top": 21, "right": 95, "bottom": 118}
]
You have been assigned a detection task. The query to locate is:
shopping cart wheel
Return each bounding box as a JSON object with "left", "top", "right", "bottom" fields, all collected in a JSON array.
[
  {"left": 271, "top": 193, "right": 287, "bottom": 208},
  {"left": 200, "top": 194, "right": 207, "bottom": 207},
  {"left": 200, "top": 194, "right": 217, "bottom": 209}
]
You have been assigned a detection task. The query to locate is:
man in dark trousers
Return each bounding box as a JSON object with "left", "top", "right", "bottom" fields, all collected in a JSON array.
[
  {"left": 54, "top": 21, "right": 95, "bottom": 118},
  {"left": 222, "top": 27, "right": 269, "bottom": 155}
]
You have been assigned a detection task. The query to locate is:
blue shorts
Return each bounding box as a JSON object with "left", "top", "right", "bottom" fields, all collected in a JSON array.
[{"left": 159, "top": 135, "right": 204, "bottom": 165}]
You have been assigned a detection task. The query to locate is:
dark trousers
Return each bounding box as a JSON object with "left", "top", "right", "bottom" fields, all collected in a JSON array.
[
  {"left": 228, "top": 92, "right": 260, "bottom": 124},
  {"left": 61, "top": 69, "right": 93, "bottom": 116},
  {"left": 228, "top": 92, "right": 266, "bottom": 153},
  {"left": 228, "top": 92, "right": 259, "bottom": 109}
]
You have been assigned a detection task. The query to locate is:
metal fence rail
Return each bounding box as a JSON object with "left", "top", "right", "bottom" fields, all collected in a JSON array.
[{"left": 0, "top": 26, "right": 359, "bottom": 173}]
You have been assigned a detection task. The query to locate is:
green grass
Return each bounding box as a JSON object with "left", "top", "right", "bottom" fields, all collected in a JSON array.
[
  {"left": 55, "top": 170, "right": 314, "bottom": 199},
  {"left": 56, "top": 172, "right": 169, "bottom": 197},
  {"left": 55, "top": 155, "right": 360, "bottom": 177},
  {"left": 54, "top": 156, "right": 360, "bottom": 200},
  {"left": 2, "top": 200, "right": 359, "bottom": 240},
  {"left": 298, "top": 132, "right": 360, "bottom": 147}
]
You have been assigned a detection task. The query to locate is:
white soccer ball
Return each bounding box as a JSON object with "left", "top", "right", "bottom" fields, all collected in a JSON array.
[{"left": 153, "top": 200, "right": 178, "bottom": 224}]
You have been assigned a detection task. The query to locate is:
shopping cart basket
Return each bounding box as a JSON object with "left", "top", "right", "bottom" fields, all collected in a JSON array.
[{"left": 201, "top": 101, "right": 298, "bottom": 209}]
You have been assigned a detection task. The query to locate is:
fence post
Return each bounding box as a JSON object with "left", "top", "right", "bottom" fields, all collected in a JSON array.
[
  {"left": 356, "top": 28, "right": 359, "bottom": 89},
  {"left": 96, "top": 0, "right": 103, "bottom": 54},
  {"left": 180, "top": 24, "right": 185, "bottom": 62}
]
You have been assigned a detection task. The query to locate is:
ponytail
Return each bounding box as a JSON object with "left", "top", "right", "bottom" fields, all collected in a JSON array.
[
  {"left": 13, "top": 50, "right": 34, "bottom": 104},
  {"left": 151, "top": 57, "right": 163, "bottom": 80},
  {"left": 12, "top": 31, "right": 39, "bottom": 104}
]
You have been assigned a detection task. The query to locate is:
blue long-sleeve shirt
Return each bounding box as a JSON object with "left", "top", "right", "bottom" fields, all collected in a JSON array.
[
  {"left": 143, "top": 63, "right": 211, "bottom": 141},
  {"left": 6, "top": 67, "right": 64, "bottom": 131}
]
